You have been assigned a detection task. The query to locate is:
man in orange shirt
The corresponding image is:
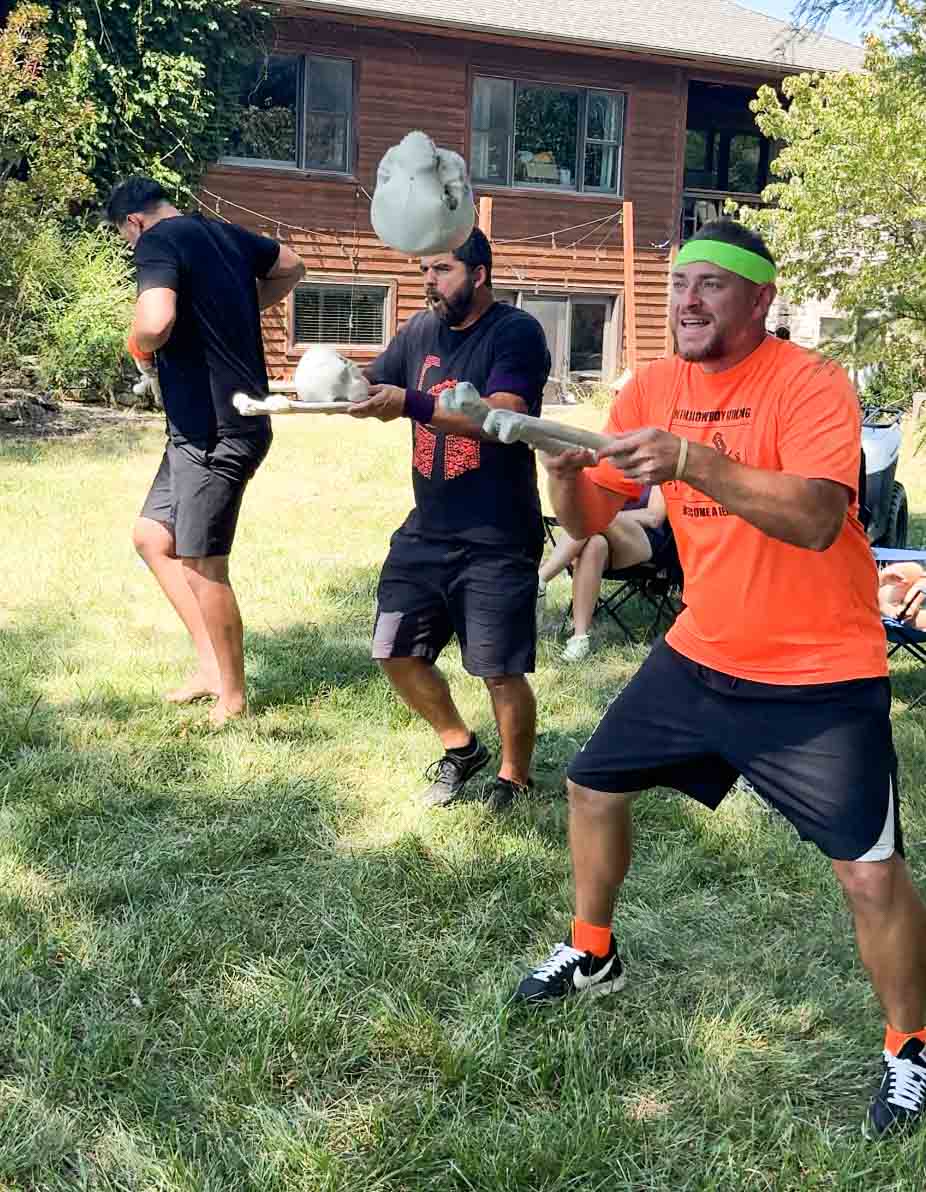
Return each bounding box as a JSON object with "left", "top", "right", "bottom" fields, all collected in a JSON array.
[{"left": 513, "top": 218, "right": 926, "bottom": 1139}]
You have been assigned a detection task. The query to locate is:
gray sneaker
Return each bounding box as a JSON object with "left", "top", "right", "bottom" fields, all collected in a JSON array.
[{"left": 419, "top": 740, "right": 490, "bottom": 807}]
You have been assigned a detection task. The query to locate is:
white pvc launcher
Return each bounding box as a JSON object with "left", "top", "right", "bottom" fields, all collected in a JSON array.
[
  {"left": 232, "top": 346, "right": 370, "bottom": 416},
  {"left": 371, "top": 131, "right": 475, "bottom": 256}
]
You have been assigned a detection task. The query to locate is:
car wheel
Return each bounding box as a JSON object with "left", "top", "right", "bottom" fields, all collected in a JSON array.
[{"left": 882, "top": 482, "right": 908, "bottom": 548}]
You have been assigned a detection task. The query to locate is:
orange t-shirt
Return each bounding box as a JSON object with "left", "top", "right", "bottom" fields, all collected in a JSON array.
[{"left": 585, "top": 336, "right": 886, "bottom": 684}]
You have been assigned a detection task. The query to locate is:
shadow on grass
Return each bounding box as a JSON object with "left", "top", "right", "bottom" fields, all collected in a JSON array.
[
  {"left": 0, "top": 420, "right": 157, "bottom": 465},
  {"left": 2, "top": 575, "right": 921, "bottom": 1186},
  {"left": 246, "top": 622, "right": 381, "bottom": 711},
  {"left": 890, "top": 664, "right": 926, "bottom": 713},
  {"left": 0, "top": 612, "right": 74, "bottom": 763}
]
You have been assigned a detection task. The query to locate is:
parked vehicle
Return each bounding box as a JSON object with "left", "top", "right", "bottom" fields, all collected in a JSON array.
[{"left": 861, "top": 405, "right": 907, "bottom": 547}]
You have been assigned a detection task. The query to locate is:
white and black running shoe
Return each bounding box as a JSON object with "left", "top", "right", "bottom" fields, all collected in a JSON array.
[
  {"left": 865, "top": 1037, "right": 926, "bottom": 1139},
  {"left": 513, "top": 928, "right": 625, "bottom": 1003}
]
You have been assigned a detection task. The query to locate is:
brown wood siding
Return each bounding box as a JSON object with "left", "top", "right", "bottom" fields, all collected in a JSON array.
[{"left": 203, "top": 12, "right": 777, "bottom": 377}]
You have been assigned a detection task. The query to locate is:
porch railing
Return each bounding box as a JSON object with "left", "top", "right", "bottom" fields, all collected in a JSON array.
[{"left": 681, "top": 190, "right": 766, "bottom": 242}]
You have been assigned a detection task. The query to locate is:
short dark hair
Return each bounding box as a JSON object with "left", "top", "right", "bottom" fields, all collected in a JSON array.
[
  {"left": 775, "top": 325, "right": 791, "bottom": 340},
  {"left": 692, "top": 217, "right": 775, "bottom": 267},
  {"left": 106, "top": 177, "right": 170, "bottom": 226},
  {"left": 453, "top": 227, "right": 493, "bottom": 286}
]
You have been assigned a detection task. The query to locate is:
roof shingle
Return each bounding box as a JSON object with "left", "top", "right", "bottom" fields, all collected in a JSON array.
[{"left": 285, "top": 0, "right": 865, "bottom": 72}]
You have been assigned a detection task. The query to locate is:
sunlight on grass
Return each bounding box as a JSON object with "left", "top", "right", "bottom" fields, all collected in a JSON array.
[{"left": 0, "top": 413, "right": 924, "bottom": 1189}]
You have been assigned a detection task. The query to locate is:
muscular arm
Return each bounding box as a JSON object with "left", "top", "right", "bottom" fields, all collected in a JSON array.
[
  {"left": 256, "top": 244, "right": 305, "bottom": 310},
  {"left": 428, "top": 389, "right": 528, "bottom": 437},
  {"left": 132, "top": 288, "right": 176, "bottom": 352},
  {"left": 598, "top": 429, "right": 850, "bottom": 550},
  {"left": 683, "top": 442, "right": 849, "bottom": 550}
]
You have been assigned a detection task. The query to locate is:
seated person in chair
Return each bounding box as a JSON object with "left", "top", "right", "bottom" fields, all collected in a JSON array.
[
  {"left": 538, "top": 486, "right": 668, "bottom": 661},
  {"left": 878, "top": 561, "right": 926, "bottom": 629}
]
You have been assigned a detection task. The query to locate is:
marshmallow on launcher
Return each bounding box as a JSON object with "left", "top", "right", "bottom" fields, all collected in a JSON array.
[{"left": 293, "top": 345, "right": 370, "bottom": 403}]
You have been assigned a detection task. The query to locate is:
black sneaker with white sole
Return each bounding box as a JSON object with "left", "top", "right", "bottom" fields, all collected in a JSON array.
[
  {"left": 419, "top": 739, "right": 490, "bottom": 808},
  {"left": 513, "top": 928, "right": 625, "bottom": 1003},
  {"left": 865, "top": 1037, "right": 926, "bottom": 1139}
]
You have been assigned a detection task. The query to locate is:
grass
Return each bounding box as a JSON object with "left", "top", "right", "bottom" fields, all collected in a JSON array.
[{"left": 1, "top": 410, "right": 925, "bottom": 1191}]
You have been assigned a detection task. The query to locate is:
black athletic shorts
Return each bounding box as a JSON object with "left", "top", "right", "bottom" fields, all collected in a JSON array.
[
  {"left": 140, "top": 433, "right": 271, "bottom": 558},
  {"left": 568, "top": 638, "right": 901, "bottom": 863},
  {"left": 372, "top": 529, "right": 541, "bottom": 677},
  {"left": 642, "top": 524, "right": 669, "bottom": 559}
]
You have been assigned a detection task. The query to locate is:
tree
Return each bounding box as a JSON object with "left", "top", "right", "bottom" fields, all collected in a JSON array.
[
  {"left": 738, "top": 24, "right": 926, "bottom": 350},
  {"left": 0, "top": 4, "right": 97, "bottom": 291},
  {"left": 41, "top": 0, "right": 272, "bottom": 199}
]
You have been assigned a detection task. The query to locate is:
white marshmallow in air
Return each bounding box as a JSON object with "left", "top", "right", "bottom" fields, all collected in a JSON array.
[{"left": 371, "top": 130, "right": 475, "bottom": 256}]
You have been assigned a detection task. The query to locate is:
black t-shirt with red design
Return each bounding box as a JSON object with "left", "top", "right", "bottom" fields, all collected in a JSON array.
[{"left": 368, "top": 302, "right": 550, "bottom": 549}]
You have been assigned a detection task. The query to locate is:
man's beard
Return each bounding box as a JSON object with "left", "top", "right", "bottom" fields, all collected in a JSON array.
[
  {"left": 428, "top": 275, "right": 476, "bottom": 325},
  {"left": 673, "top": 323, "right": 726, "bottom": 362}
]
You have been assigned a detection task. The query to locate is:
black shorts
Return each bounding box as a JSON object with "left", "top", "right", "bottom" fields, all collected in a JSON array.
[
  {"left": 568, "top": 639, "right": 901, "bottom": 862},
  {"left": 372, "top": 530, "right": 541, "bottom": 677},
  {"left": 140, "top": 434, "right": 270, "bottom": 558},
  {"left": 642, "top": 525, "right": 669, "bottom": 558}
]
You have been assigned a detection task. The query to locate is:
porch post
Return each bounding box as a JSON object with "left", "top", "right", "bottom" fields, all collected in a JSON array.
[
  {"left": 622, "top": 200, "right": 638, "bottom": 373},
  {"left": 478, "top": 196, "right": 494, "bottom": 239}
]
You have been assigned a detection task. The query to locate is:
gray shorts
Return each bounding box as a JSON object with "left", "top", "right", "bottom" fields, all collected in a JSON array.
[{"left": 140, "top": 433, "right": 270, "bottom": 558}]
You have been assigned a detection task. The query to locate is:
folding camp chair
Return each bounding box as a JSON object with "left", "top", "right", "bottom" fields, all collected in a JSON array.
[
  {"left": 542, "top": 515, "right": 684, "bottom": 643},
  {"left": 873, "top": 546, "right": 926, "bottom": 712}
]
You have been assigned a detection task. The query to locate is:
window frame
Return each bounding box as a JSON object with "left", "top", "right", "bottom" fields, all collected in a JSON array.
[
  {"left": 470, "top": 73, "right": 626, "bottom": 197},
  {"left": 682, "top": 125, "right": 769, "bottom": 196},
  {"left": 491, "top": 285, "right": 624, "bottom": 382},
  {"left": 221, "top": 52, "right": 357, "bottom": 177},
  {"left": 288, "top": 273, "right": 396, "bottom": 354}
]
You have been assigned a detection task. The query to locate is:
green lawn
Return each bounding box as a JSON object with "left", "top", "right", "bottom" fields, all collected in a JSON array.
[{"left": 0, "top": 411, "right": 925, "bottom": 1191}]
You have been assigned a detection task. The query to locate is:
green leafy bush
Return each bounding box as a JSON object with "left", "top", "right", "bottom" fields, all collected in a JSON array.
[
  {"left": 3, "top": 221, "right": 134, "bottom": 399},
  {"left": 46, "top": 0, "right": 271, "bottom": 198}
]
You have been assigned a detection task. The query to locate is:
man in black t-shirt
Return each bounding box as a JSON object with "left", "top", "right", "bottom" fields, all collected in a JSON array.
[
  {"left": 108, "top": 177, "right": 305, "bottom": 727},
  {"left": 350, "top": 229, "right": 551, "bottom": 810}
]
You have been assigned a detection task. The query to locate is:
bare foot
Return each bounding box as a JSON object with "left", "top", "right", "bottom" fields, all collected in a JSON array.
[
  {"left": 208, "top": 699, "right": 248, "bottom": 729},
  {"left": 165, "top": 674, "right": 221, "bottom": 705}
]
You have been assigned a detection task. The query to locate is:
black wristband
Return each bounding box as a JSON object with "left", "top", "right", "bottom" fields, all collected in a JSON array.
[{"left": 403, "top": 389, "right": 436, "bottom": 423}]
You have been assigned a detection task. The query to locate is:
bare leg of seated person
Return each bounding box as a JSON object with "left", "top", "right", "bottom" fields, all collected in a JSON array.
[
  {"left": 538, "top": 533, "right": 589, "bottom": 589},
  {"left": 563, "top": 520, "right": 653, "bottom": 661},
  {"left": 133, "top": 517, "right": 221, "bottom": 703}
]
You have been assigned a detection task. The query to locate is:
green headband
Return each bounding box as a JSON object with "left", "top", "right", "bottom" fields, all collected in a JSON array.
[{"left": 674, "top": 239, "right": 776, "bottom": 284}]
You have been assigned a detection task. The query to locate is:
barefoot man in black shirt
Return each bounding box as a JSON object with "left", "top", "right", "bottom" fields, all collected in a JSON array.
[
  {"left": 350, "top": 229, "right": 551, "bottom": 810},
  {"left": 108, "top": 177, "right": 305, "bottom": 726}
]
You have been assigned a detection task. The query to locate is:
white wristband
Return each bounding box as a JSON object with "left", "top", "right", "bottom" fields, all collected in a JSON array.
[{"left": 675, "top": 436, "right": 689, "bottom": 481}]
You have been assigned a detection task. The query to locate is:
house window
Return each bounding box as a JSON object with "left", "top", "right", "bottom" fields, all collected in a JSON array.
[
  {"left": 292, "top": 282, "right": 388, "bottom": 348},
  {"left": 727, "top": 134, "right": 762, "bottom": 194},
  {"left": 499, "top": 291, "right": 621, "bottom": 388},
  {"left": 683, "top": 127, "right": 766, "bottom": 194},
  {"left": 471, "top": 76, "right": 625, "bottom": 194},
  {"left": 223, "top": 53, "right": 354, "bottom": 173}
]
